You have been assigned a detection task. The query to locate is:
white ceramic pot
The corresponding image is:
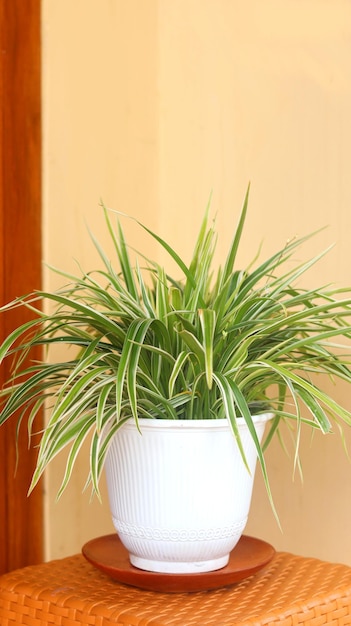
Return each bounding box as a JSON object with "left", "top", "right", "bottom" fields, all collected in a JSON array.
[{"left": 105, "top": 414, "right": 271, "bottom": 574}]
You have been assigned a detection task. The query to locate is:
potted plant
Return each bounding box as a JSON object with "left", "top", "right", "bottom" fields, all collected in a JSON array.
[{"left": 1, "top": 189, "right": 351, "bottom": 574}]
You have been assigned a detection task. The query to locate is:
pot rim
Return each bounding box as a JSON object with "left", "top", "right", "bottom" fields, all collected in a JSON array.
[{"left": 120, "top": 413, "right": 273, "bottom": 430}]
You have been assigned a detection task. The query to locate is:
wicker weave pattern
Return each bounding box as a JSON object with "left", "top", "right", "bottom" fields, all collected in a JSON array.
[{"left": 1, "top": 552, "right": 351, "bottom": 625}]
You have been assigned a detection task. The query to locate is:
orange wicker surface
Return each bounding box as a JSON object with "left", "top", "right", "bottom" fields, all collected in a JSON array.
[{"left": 1, "top": 551, "right": 351, "bottom": 626}]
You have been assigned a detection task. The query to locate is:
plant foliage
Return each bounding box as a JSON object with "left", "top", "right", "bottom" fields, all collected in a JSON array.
[{"left": 1, "top": 189, "right": 351, "bottom": 498}]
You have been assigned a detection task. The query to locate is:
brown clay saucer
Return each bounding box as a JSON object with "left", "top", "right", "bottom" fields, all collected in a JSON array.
[{"left": 82, "top": 533, "right": 275, "bottom": 593}]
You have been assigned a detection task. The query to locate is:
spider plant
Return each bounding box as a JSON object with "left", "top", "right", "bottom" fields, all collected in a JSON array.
[{"left": 1, "top": 188, "right": 351, "bottom": 501}]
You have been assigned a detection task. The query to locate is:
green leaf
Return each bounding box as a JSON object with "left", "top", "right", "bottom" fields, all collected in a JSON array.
[
  {"left": 134, "top": 215, "right": 206, "bottom": 309},
  {"left": 168, "top": 351, "right": 189, "bottom": 397},
  {"left": 221, "top": 184, "right": 250, "bottom": 286},
  {"left": 198, "top": 308, "right": 216, "bottom": 389},
  {"left": 177, "top": 327, "right": 204, "bottom": 364}
]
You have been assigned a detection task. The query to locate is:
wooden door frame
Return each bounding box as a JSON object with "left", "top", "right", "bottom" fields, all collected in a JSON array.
[{"left": 0, "top": 0, "right": 43, "bottom": 573}]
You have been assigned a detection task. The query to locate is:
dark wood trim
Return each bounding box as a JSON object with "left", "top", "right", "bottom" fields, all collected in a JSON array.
[{"left": 0, "top": 0, "right": 43, "bottom": 573}]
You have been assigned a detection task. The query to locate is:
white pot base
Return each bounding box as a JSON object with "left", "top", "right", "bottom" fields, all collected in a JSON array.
[{"left": 130, "top": 553, "right": 230, "bottom": 574}]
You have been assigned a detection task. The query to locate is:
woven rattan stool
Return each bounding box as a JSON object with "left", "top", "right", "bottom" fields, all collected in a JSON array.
[{"left": 1, "top": 551, "right": 351, "bottom": 625}]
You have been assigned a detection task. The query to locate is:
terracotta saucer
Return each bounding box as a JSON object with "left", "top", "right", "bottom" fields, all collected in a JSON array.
[{"left": 82, "top": 534, "right": 275, "bottom": 593}]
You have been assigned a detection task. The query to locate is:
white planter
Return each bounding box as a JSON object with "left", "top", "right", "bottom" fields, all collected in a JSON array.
[{"left": 105, "top": 414, "right": 271, "bottom": 574}]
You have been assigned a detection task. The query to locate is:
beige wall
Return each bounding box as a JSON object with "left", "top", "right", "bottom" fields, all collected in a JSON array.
[{"left": 42, "top": 0, "right": 351, "bottom": 565}]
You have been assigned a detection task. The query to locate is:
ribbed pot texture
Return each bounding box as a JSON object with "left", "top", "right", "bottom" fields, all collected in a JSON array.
[{"left": 105, "top": 414, "right": 271, "bottom": 574}]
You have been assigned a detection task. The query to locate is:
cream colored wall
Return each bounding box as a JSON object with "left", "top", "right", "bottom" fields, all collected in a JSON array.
[
  {"left": 42, "top": 0, "right": 351, "bottom": 565},
  {"left": 41, "top": 0, "right": 160, "bottom": 559}
]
